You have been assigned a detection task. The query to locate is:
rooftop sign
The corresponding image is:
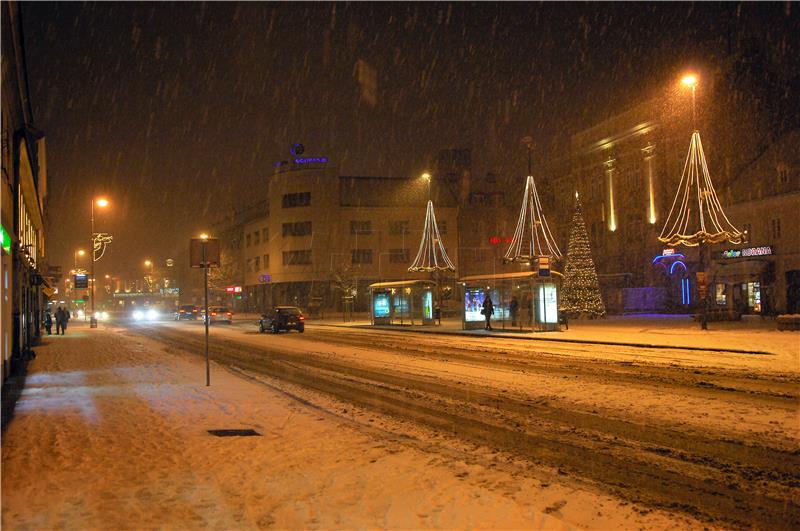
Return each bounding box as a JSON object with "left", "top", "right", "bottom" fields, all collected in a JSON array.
[{"left": 274, "top": 144, "right": 329, "bottom": 168}]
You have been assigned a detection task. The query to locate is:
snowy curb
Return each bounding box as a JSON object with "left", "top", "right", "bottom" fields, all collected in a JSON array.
[{"left": 310, "top": 323, "right": 774, "bottom": 356}]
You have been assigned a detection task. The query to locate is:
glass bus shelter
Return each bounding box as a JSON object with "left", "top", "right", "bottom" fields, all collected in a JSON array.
[
  {"left": 368, "top": 280, "right": 437, "bottom": 326},
  {"left": 459, "top": 271, "right": 562, "bottom": 332}
]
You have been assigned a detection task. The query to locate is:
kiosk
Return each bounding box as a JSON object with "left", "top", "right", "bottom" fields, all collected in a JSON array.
[
  {"left": 459, "top": 271, "right": 562, "bottom": 332},
  {"left": 368, "top": 280, "right": 437, "bottom": 326}
]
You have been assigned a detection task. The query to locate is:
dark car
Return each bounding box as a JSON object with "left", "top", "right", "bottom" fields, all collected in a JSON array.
[
  {"left": 174, "top": 305, "right": 199, "bottom": 320},
  {"left": 259, "top": 306, "right": 305, "bottom": 333}
]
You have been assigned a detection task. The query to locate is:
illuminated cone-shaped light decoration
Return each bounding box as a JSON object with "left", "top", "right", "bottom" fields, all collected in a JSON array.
[
  {"left": 562, "top": 193, "right": 606, "bottom": 318},
  {"left": 504, "top": 175, "right": 562, "bottom": 263},
  {"left": 659, "top": 131, "right": 743, "bottom": 247},
  {"left": 408, "top": 200, "right": 455, "bottom": 272}
]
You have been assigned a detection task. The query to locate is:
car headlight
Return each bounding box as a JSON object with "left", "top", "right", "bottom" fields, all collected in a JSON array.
[
  {"left": 146, "top": 309, "right": 158, "bottom": 320},
  {"left": 77, "top": 310, "right": 85, "bottom": 319},
  {"left": 101, "top": 312, "right": 109, "bottom": 320},
  {"left": 133, "top": 310, "right": 144, "bottom": 320}
]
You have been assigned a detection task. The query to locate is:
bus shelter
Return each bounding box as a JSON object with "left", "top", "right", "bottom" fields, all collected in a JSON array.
[
  {"left": 459, "top": 271, "right": 562, "bottom": 332},
  {"left": 368, "top": 280, "right": 437, "bottom": 326}
]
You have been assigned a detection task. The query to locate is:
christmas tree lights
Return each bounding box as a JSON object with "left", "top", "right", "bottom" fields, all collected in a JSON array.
[
  {"left": 504, "top": 175, "right": 562, "bottom": 263},
  {"left": 658, "top": 131, "right": 743, "bottom": 247},
  {"left": 561, "top": 193, "right": 606, "bottom": 318},
  {"left": 408, "top": 200, "right": 455, "bottom": 272}
]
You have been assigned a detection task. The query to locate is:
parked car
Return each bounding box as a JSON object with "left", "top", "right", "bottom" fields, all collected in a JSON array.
[
  {"left": 206, "top": 306, "right": 232, "bottom": 324},
  {"left": 174, "top": 305, "right": 199, "bottom": 320},
  {"left": 259, "top": 306, "right": 305, "bottom": 333}
]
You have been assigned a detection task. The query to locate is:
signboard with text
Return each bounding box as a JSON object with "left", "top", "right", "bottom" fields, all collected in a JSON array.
[
  {"left": 74, "top": 273, "right": 89, "bottom": 289},
  {"left": 721, "top": 246, "right": 773, "bottom": 259}
]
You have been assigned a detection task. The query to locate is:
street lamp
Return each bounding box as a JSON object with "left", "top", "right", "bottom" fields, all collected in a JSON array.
[
  {"left": 421, "top": 172, "right": 431, "bottom": 201},
  {"left": 90, "top": 197, "right": 110, "bottom": 328},
  {"left": 199, "top": 232, "right": 210, "bottom": 386},
  {"left": 681, "top": 73, "right": 699, "bottom": 128},
  {"left": 74, "top": 249, "right": 85, "bottom": 270}
]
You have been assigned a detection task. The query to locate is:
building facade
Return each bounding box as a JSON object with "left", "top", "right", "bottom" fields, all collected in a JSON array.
[{"left": 2, "top": 1, "right": 49, "bottom": 381}]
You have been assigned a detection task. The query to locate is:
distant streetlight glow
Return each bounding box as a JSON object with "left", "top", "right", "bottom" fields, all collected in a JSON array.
[
  {"left": 77, "top": 249, "right": 85, "bottom": 256},
  {"left": 421, "top": 172, "right": 431, "bottom": 181},
  {"left": 200, "top": 233, "right": 209, "bottom": 240},
  {"left": 681, "top": 74, "right": 698, "bottom": 87},
  {"left": 144, "top": 260, "right": 152, "bottom": 267},
  {"left": 95, "top": 198, "right": 109, "bottom": 208}
]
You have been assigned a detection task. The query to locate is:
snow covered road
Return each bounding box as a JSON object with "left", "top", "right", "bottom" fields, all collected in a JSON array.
[{"left": 119, "top": 319, "right": 800, "bottom": 529}]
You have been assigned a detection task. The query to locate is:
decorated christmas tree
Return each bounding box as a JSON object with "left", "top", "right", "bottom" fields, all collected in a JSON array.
[{"left": 561, "top": 193, "right": 606, "bottom": 318}]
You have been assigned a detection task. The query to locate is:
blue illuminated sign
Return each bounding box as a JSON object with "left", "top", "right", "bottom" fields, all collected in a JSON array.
[
  {"left": 373, "top": 292, "right": 390, "bottom": 318},
  {"left": 275, "top": 144, "right": 329, "bottom": 167}
]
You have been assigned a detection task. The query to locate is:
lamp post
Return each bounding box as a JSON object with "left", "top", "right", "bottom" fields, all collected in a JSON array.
[
  {"left": 74, "top": 249, "right": 85, "bottom": 270},
  {"left": 200, "top": 233, "right": 210, "bottom": 386},
  {"left": 144, "top": 259, "right": 153, "bottom": 292},
  {"left": 421, "top": 172, "right": 431, "bottom": 201},
  {"left": 90, "top": 198, "right": 109, "bottom": 328}
]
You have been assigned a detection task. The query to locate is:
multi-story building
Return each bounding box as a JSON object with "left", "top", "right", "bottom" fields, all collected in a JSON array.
[
  {"left": 2, "top": 1, "right": 49, "bottom": 381},
  {"left": 240, "top": 160, "right": 459, "bottom": 312}
]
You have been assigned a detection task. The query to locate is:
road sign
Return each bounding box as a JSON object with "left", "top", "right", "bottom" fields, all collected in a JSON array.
[
  {"left": 538, "top": 256, "right": 551, "bottom": 277},
  {"left": 225, "top": 286, "right": 242, "bottom": 294},
  {"left": 74, "top": 273, "right": 89, "bottom": 289},
  {"left": 190, "top": 238, "right": 220, "bottom": 268}
]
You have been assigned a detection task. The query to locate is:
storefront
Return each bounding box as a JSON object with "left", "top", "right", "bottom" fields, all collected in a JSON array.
[
  {"left": 368, "top": 280, "right": 436, "bottom": 326},
  {"left": 459, "top": 271, "right": 562, "bottom": 332},
  {"left": 710, "top": 246, "right": 775, "bottom": 316}
]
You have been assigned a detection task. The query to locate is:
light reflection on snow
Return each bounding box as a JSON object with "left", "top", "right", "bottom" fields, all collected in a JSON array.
[{"left": 17, "top": 385, "right": 100, "bottom": 423}]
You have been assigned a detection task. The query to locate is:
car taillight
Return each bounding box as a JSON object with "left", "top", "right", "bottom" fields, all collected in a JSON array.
[
  {"left": 299, "top": 315, "right": 305, "bottom": 320},
  {"left": 227, "top": 312, "right": 232, "bottom": 316},
  {"left": 211, "top": 312, "right": 217, "bottom": 316},
  {"left": 180, "top": 310, "right": 185, "bottom": 313}
]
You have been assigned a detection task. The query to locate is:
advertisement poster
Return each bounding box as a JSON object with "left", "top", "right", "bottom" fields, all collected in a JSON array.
[
  {"left": 373, "top": 292, "right": 390, "bottom": 318},
  {"left": 538, "top": 284, "right": 558, "bottom": 324},
  {"left": 464, "top": 289, "right": 485, "bottom": 322},
  {"left": 423, "top": 291, "right": 433, "bottom": 320}
]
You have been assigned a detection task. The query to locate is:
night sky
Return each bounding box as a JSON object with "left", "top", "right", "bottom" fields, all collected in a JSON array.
[{"left": 19, "top": 1, "right": 797, "bottom": 276}]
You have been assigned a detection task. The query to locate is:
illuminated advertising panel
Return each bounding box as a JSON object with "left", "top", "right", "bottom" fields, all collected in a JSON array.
[
  {"left": 538, "top": 283, "right": 558, "bottom": 324},
  {"left": 464, "top": 288, "right": 485, "bottom": 322},
  {"left": 422, "top": 291, "right": 433, "bottom": 320},
  {"left": 373, "top": 292, "right": 390, "bottom": 318}
]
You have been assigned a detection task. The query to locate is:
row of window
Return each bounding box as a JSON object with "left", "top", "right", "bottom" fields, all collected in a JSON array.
[
  {"left": 351, "top": 219, "right": 447, "bottom": 235},
  {"left": 245, "top": 227, "right": 269, "bottom": 247},
  {"left": 249, "top": 249, "right": 413, "bottom": 269}
]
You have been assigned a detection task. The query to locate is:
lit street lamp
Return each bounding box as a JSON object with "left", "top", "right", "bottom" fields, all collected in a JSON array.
[
  {"left": 90, "top": 197, "right": 110, "bottom": 328},
  {"left": 73, "top": 249, "right": 85, "bottom": 270}
]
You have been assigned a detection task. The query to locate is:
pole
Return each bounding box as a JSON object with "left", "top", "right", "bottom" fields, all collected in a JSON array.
[
  {"left": 203, "top": 241, "right": 210, "bottom": 385},
  {"left": 691, "top": 85, "right": 697, "bottom": 131},
  {"left": 90, "top": 200, "right": 97, "bottom": 328},
  {"left": 699, "top": 243, "right": 708, "bottom": 330}
]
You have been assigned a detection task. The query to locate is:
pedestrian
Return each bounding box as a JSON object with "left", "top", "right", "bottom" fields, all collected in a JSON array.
[
  {"left": 44, "top": 310, "right": 53, "bottom": 335},
  {"left": 482, "top": 294, "right": 494, "bottom": 331},
  {"left": 55, "top": 307, "right": 65, "bottom": 335},
  {"left": 509, "top": 296, "right": 519, "bottom": 327},
  {"left": 63, "top": 308, "right": 71, "bottom": 333}
]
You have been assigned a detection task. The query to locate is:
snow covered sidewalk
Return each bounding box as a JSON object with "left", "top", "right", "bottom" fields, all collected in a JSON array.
[{"left": 3, "top": 322, "right": 712, "bottom": 530}]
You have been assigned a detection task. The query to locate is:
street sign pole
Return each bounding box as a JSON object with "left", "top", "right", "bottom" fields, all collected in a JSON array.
[{"left": 203, "top": 241, "right": 210, "bottom": 386}]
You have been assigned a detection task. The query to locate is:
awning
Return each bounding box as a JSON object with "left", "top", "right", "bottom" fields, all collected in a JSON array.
[
  {"left": 459, "top": 271, "right": 562, "bottom": 283},
  {"left": 368, "top": 280, "right": 436, "bottom": 290}
]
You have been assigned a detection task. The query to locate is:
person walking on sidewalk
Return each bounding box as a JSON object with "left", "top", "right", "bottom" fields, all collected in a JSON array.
[
  {"left": 55, "top": 307, "right": 65, "bottom": 335},
  {"left": 63, "top": 308, "right": 71, "bottom": 333},
  {"left": 482, "top": 294, "right": 494, "bottom": 331},
  {"left": 44, "top": 310, "right": 53, "bottom": 335}
]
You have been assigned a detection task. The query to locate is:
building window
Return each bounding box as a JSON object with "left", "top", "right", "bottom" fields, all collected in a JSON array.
[
  {"left": 389, "top": 249, "right": 410, "bottom": 263},
  {"left": 282, "top": 192, "right": 311, "bottom": 208},
  {"left": 246, "top": 233, "right": 252, "bottom": 247},
  {"left": 253, "top": 231, "right": 260, "bottom": 245},
  {"left": 777, "top": 163, "right": 789, "bottom": 184},
  {"left": 263, "top": 254, "right": 269, "bottom": 268},
  {"left": 771, "top": 218, "right": 781, "bottom": 239},
  {"left": 389, "top": 220, "right": 409, "bottom": 235},
  {"left": 282, "top": 221, "right": 312, "bottom": 237},
  {"left": 262, "top": 227, "right": 269, "bottom": 242},
  {"left": 254, "top": 256, "right": 260, "bottom": 271},
  {"left": 283, "top": 250, "right": 312, "bottom": 265},
  {"left": 351, "top": 249, "right": 373, "bottom": 264},
  {"left": 350, "top": 220, "right": 372, "bottom": 235},
  {"left": 246, "top": 258, "right": 253, "bottom": 272},
  {"left": 438, "top": 220, "right": 448, "bottom": 235}
]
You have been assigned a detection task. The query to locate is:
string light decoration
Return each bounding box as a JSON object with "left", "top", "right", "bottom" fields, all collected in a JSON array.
[
  {"left": 503, "top": 175, "right": 562, "bottom": 263},
  {"left": 408, "top": 200, "right": 455, "bottom": 272},
  {"left": 561, "top": 193, "right": 606, "bottom": 318},
  {"left": 658, "top": 131, "right": 744, "bottom": 247},
  {"left": 92, "top": 233, "right": 114, "bottom": 261}
]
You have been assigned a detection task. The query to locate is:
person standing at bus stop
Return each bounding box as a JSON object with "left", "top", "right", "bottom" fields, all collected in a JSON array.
[{"left": 482, "top": 294, "right": 494, "bottom": 331}]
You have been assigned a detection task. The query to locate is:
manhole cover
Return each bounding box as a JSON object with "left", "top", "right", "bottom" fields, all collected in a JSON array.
[{"left": 207, "top": 429, "right": 261, "bottom": 437}]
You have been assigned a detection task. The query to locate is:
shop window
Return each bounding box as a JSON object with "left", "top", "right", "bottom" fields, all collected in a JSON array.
[
  {"left": 283, "top": 221, "right": 312, "bottom": 237},
  {"left": 282, "top": 192, "right": 311, "bottom": 208},
  {"left": 351, "top": 220, "right": 372, "bottom": 235},
  {"left": 283, "top": 250, "right": 312, "bottom": 265},
  {"left": 715, "top": 284, "right": 727, "bottom": 306},
  {"left": 351, "top": 249, "right": 373, "bottom": 264}
]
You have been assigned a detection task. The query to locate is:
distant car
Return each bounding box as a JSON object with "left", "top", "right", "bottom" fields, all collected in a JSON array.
[
  {"left": 206, "top": 306, "right": 232, "bottom": 324},
  {"left": 132, "top": 308, "right": 162, "bottom": 321},
  {"left": 259, "top": 306, "right": 305, "bottom": 333},
  {"left": 174, "top": 305, "right": 199, "bottom": 320}
]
